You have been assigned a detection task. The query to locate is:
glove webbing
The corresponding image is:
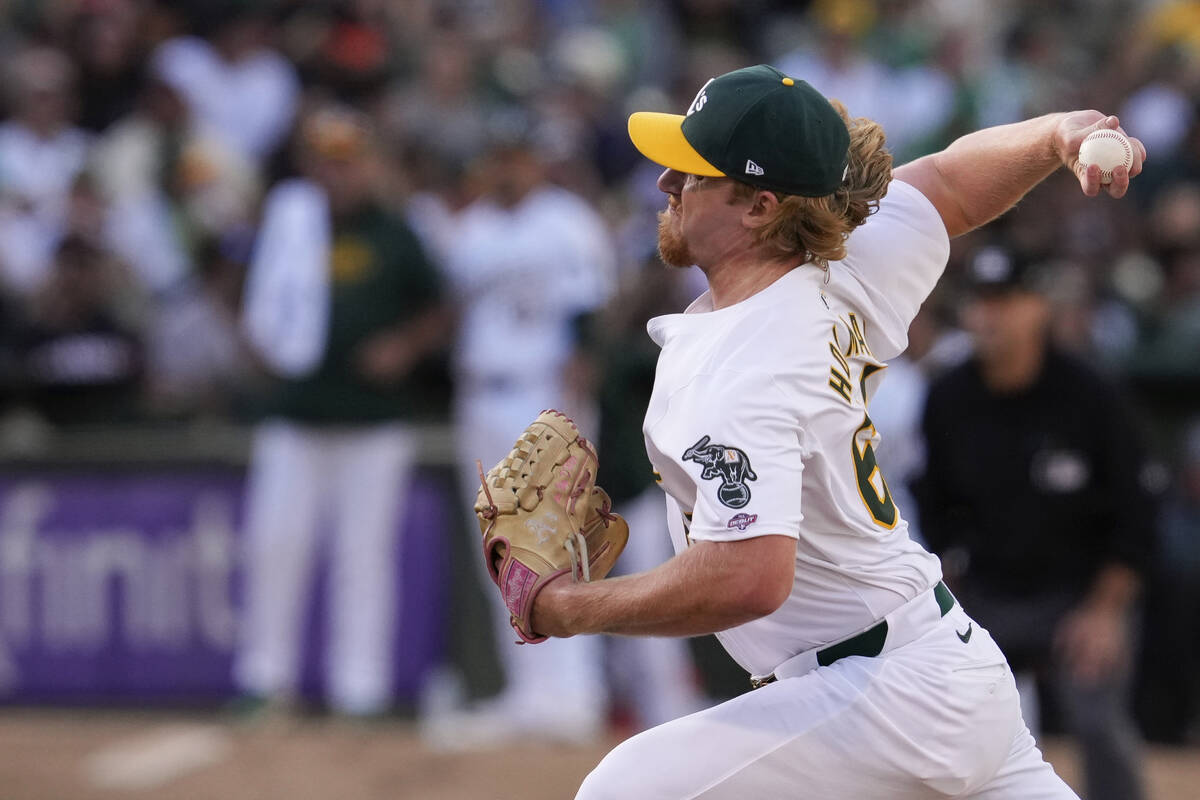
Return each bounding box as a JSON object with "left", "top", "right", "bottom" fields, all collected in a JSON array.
[{"left": 492, "top": 430, "right": 557, "bottom": 499}]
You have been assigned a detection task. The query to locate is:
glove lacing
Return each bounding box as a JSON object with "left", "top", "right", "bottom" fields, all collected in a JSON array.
[
  {"left": 475, "top": 460, "right": 497, "bottom": 520},
  {"left": 564, "top": 530, "right": 591, "bottom": 582},
  {"left": 564, "top": 471, "right": 591, "bottom": 582}
]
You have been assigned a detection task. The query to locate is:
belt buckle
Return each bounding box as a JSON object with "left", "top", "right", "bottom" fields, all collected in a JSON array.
[{"left": 749, "top": 674, "right": 776, "bottom": 689}]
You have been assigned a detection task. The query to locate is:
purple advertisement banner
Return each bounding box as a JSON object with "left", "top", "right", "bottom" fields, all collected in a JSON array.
[{"left": 0, "top": 470, "right": 448, "bottom": 704}]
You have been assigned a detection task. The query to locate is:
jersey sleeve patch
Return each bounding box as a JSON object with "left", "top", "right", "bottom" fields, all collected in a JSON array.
[
  {"left": 726, "top": 512, "right": 758, "bottom": 531},
  {"left": 657, "top": 371, "right": 806, "bottom": 543},
  {"left": 682, "top": 435, "right": 758, "bottom": 509}
]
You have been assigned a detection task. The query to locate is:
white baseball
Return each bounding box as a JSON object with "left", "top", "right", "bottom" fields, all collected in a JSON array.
[{"left": 1077, "top": 129, "right": 1133, "bottom": 185}]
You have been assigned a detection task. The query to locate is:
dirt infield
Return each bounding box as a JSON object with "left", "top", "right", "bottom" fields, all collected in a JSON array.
[{"left": 0, "top": 709, "right": 1196, "bottom": 799}]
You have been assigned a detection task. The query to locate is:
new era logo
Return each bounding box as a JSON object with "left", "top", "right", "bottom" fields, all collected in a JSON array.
[{"left": 745, "top": 160, "right": 764, "bottom": 176}]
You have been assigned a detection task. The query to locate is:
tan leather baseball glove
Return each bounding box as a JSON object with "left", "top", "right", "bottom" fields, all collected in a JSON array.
[{"left": 475, "top": 410, "right": 629, "bottom": 643}]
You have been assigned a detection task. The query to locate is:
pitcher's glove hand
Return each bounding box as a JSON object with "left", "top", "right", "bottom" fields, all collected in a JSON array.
[{"left": 475, "top": 410, "right": 629, "bottom": 643}]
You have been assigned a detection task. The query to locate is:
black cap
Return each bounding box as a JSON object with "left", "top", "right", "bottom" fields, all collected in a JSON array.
[
  {"left": 963, "top": 245, "right": 1052, "bottom": 296},
  {"left": 627, "top": 64, "right": 851, "bottom": 197}
]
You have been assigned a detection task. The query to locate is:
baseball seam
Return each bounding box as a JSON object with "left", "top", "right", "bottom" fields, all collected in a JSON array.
[{"left": 1082, "top": 130, "right": 1132, "bottom": 181}]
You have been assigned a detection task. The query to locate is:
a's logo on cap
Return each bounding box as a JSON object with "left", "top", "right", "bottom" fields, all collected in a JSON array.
[
  {"left": 745, "top": 159, "right": 764, "bottom": 176},
  {"left": 687, "top": 78, "right": 713, "bottom": 117}
]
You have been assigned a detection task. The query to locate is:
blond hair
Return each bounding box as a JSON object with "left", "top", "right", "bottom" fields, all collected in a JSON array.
[{"left": 733, "top": 100, "right": 892, "bottom": 268}]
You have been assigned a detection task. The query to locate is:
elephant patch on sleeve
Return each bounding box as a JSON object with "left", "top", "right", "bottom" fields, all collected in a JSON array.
[{"left": 682, "top": 435, "right": 758, "bottom": 509}]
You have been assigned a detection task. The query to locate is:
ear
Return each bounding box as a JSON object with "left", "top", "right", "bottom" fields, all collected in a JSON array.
[{"left": 742, "top": 189, "right": 780, "bottom": 230}]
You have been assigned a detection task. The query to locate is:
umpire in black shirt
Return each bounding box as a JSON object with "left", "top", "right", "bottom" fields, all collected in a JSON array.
[{"left": 917, "top": 245, "right": 1151, "bottom": 800}]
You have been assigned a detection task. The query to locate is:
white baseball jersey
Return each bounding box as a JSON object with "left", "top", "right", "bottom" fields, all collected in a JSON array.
[{"left": 644, "top": 180, "right": 950, "bottom": 677}]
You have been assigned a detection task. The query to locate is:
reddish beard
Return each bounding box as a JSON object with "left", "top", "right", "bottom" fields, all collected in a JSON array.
[{"left": 656, "top": 207, "right": 692, "bottom": 268}]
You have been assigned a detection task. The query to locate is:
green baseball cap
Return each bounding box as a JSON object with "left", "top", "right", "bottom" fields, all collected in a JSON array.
[{"left": 628, "top": 64, "right": 850, "bottom": 197}]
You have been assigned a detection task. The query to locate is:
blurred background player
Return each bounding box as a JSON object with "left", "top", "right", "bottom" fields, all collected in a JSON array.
[
  {"left": 426, "top": 113, "right": 618, "bottom": 746},
  {"left": 917, "top": 244, "right": 1155, "bottom": 800},
  {"left": 147, "top": 0, "right": 299, "bottom": 168},
  {"left": 234, "top": 105, "right": 448, "bottom": 717},
  {"left": 6, "top": 234, "right": 143, "bottom": 426},
  {"left": 0, "top": 45, "right": 91, "bottom": 297}
]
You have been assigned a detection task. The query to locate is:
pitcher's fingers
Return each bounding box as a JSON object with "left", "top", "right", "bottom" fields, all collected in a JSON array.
[
  {"left": 1107, "top": 165, "right": 1130, "bottom": 198},
  {"left": 1128, "top": 136, "right": 1147, "bottom": 175},
  {"left": 1078, "top": 162, "right": 1102, "bottom": 196}
]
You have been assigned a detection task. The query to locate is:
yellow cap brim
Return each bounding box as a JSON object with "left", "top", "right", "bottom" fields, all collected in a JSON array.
[{"left": 627, "top": 112, "right": 724, "bottom": 176}]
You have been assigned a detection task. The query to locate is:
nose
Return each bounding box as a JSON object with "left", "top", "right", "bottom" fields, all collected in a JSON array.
[{"left": 657, "top": 168, "right": 685, "bottom": 194}]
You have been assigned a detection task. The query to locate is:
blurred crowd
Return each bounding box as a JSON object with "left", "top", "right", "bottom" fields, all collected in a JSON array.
[
  {"left": 0, "top": 0, "right": 1198, "bottom": 747},
  {"left": 0, "top": 0, "right": 1194, "bottom": 428}
]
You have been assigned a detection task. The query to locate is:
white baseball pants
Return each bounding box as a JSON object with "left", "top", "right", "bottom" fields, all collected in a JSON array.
[
  {"left": 234, "top": 420, "right": 416, "bottom": 714},
  {"left": 577, "top": 604, "right": 1079, "bottom": 799}
]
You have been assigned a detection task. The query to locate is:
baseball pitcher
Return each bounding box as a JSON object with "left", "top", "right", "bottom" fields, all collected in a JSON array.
[{"left": 480, "top": 65, "right": 1145, "bottom": 798}]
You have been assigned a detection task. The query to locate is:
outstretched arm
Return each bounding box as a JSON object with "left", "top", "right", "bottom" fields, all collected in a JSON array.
[{"left": 895, "top": 112, "right": 1147, "bottom": 239}]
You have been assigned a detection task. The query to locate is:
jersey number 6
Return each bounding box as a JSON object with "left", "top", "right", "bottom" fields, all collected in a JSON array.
[{"left": 852, "top": 413, "right": 898, "bottom": 529}]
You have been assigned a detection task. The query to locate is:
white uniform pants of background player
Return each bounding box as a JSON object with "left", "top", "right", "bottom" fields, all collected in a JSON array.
[
  {"left": 455, "top": 380, "right": 609, "bottom": 736},
  {"left": 234, "top": 420, "right": 416, "bottom": 715},
  {"left": 577, "top": 605, "right": 1080, "bottom": 799}
]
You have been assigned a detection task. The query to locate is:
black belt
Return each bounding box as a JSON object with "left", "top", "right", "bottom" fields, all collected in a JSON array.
[{"left": 752, "top": 581, "right": 956, "bottom": 688}]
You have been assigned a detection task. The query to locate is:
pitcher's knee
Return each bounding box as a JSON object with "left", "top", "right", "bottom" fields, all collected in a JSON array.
[
  {"left": 575, "top": 738, "right": 658, "bottom": 800},
  {"left": 574, "top": 767, "right": 612, "bottom": 800},
  {"left": 575, "top": 753, "right": 632, "bottom": 799}
]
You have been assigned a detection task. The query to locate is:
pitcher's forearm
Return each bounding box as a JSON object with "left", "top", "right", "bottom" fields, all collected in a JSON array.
[{"left": 531, "top": 535, "right": 797, "bottom": 638}]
